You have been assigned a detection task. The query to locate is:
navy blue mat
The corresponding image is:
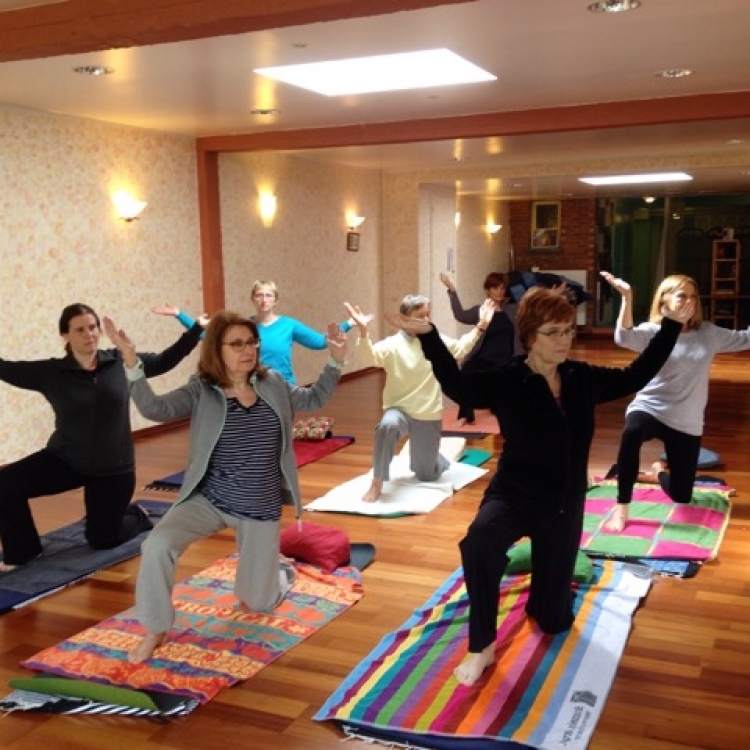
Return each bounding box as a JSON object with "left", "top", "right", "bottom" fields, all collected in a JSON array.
[{"left": 0, "top": 500, "right": 169, "bottom": 614}]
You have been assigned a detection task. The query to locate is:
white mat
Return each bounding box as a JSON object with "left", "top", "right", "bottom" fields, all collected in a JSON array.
[{"left": 304, "top": 437, "right": 487, "bottom": 517}]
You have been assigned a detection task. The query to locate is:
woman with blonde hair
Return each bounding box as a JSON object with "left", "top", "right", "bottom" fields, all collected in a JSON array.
[{"left": 602, "top": 272, "right": 750, "bottom": 533}]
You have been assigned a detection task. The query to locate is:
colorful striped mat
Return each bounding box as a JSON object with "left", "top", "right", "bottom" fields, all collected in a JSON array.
[
  {"left": 21, "top": 554, "right": 363, "bottom": 704},
  {"left": 581, "top": 480, "right": 732, "bottom": 560},
  {"left": 315, "top": 559, "right": 651, "bottom": 750}
]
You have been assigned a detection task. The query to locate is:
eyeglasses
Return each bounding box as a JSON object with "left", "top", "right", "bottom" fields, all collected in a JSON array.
[
  {"left": 536, "top": 326, "right": 576, "bottom": 340},
  {"left": 222, "top": 339, "right": 259, "bottom": 352}
]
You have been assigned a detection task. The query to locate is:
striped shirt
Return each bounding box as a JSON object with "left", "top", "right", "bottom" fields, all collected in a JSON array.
[{"left": 199, "top": 396, "right": 283, "bottom": 520}]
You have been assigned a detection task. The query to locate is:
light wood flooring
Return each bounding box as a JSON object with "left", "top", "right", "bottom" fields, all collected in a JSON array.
[{"left": 1, "top": 336, "right": 749, "bottom": 749}]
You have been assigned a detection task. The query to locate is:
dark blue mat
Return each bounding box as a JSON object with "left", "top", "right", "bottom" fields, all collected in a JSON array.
[{"left": 0, "top": 500, "right": 169, "bottom": 614}]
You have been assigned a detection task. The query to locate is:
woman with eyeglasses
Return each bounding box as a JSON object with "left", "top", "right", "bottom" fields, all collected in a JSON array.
[
  {"left": 387, "top": 283, "right": 694, "bottom": 686},
  {"left": 105, "top": 310, "right": 347, "bottom": 663},
  {"left": 0, "top": 304, "right": 203, "bottom": 572},
  {"left": 601, "top": 272, "right": 750, "bottom": 533},
  {"left": 152, "top": 279, "right": 356, "bottom": 385}
]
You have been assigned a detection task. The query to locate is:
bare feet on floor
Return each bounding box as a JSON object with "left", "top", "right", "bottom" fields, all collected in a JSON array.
[
  {"left": 453, "top": 644, "right": 495, "bottom": 686},
  {"left": 604, "top": 503, "right": 629, "bottom": 533},
  {"left": 128, "top": 632, "right": 166, "bottom": 664},
  {"left": 0, "top": 562, "right": 19, "bottom": 574},
  {"left": 362, "top": 478, "right": 383, "bottom": 503}
]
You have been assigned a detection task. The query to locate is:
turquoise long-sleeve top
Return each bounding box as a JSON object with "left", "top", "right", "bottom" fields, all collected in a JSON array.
[{"left": 175, "top": 311, "right": 351, "bottom": 384}]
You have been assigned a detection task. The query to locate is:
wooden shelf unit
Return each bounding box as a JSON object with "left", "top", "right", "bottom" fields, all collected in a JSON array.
[{"left": 710, "top": 239, "right": 741, "bottom": 328}]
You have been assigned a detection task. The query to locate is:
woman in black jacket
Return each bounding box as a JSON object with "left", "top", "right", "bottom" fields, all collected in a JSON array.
[
  {"left": 388, "top": 283, "right": 693, "bottom": 686},
  {"left": 0, "top": 303, "right": 203, "bottom": 571}
]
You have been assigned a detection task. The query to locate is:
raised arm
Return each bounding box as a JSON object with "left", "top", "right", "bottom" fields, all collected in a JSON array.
[
  {"left": 105, "top": 315, "right": 202, "bottom": 378},
  {"left": 600, "top": 272, "right": 634, "bottom": 330},
  {"left": 439, "top": 271, "right": 479, "bottom": 325}
]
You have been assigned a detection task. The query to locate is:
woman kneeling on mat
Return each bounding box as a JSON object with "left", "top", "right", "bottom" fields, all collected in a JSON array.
[
  {"left": 387, "top": 284, "right": 693, "bottom": 687},
  {"left": 0, "top": 303, "right": 202, "bottom": 572},
  {"left": 106, "top": 311, "right": 348, "bottom": 663}
]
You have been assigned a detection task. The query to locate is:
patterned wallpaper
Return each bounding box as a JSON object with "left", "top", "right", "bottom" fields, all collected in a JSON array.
[
  {"left": 0, "top": 104, "right": 204, "bottom": 464},
  {"left": 219, "top": 151, "right": 382, "bottom": 386}
]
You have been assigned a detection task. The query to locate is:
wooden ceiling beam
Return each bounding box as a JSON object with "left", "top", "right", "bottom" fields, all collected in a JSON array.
[
  {"left": 0, "top": 0, "right": 471, "bottom": 62},
  {"left": 197, "top": 92, "right": 750, "bottom": 154}
]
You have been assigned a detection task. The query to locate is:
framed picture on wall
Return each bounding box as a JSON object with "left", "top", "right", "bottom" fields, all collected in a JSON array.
[
  {"left": 346, "top": 231, "right": 360, "bottom": 252},
  {"left": 531, "top": 201, "right": 561, "bottom": 249}
]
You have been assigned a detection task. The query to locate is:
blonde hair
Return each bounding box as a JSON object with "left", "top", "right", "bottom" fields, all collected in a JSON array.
[
  {"left": 648, "top": 275, "right": 702, "bottom": 331},
  {"left": 251, "top": 279, "right": 279, "bottom": 299}
]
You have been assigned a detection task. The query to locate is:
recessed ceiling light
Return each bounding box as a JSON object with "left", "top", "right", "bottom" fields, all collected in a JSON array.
[
  {"left": 254, "top": 49, "right": 496, "bottom": 96},
  {"left": 654, "top": 68, "right": 694, "bottom": 79},
  {"left": 588, "top": 1, "right": 641, "bottom": 13},
  {"left": 73, "top": 65, "right": 114, "bottom": 76},
  {"left": 579, "top": 172, "right": 693, "bottom": 186},
  {"left": 725, "top": 139, "right": 744, "bottom": 146},
  {"left": 251, "top": 108, "right": 280, "bottom": 116}
]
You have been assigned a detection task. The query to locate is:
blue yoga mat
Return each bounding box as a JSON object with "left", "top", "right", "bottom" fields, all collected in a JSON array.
[{"left": 0, "top": 500, "right": 169, "bottom": 614}]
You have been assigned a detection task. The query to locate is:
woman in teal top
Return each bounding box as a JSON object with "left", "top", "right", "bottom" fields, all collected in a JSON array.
[{"left": 153, "top": 279, "right": 354, "bottom": 384}]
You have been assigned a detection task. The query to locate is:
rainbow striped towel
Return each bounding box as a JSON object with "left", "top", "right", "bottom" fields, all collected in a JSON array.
[
  {"left": 582, "top": 480, "right": 732, "bottom": 560},
  {"left": 315, "top": 559, "right": 650, "bottom": 750}
]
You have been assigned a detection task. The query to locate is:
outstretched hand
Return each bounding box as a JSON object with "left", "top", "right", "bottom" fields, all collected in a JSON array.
[
  {"left": 103, "top": 317, "right": 138, "bottom": 367},
  {"left": 439, "top": 271, "right": 456, "bottom": 293},
  {"left": 151, "top": 303, "right": 179, "bottom": 317},
  {"left": 478, "top": 298, "right": 495, "bottom": 328},
  {"left": 344, "top": 302, "right": 373, "bottom": 332},
  {"left": 326, "top": 321, "right": 348, "bottom": 363},
  {"left": 600, "top": 271, "right": 632, "bottom": 297},
  {"left": 384, "top": 311, "right": 433, "bottom": 336}
]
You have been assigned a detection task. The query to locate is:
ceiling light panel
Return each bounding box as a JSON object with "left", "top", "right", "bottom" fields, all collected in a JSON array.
[
  {"left": 254, "top": 49, "right": 496, "bottom": 97},
  {"left": 579, "top": 172, "right": 693, "bottom": 185}
]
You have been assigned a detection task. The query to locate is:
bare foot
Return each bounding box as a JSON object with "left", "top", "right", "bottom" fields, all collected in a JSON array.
[
  {"left": 453, "top": 644, "right": 495, "bottom": 686},
  {"left": 128, "top": 632, "right": 166, "bottom": 664},
  {"left": 652, "top": 460, "right": 668, "bottom": 476},
  {"left": 604, "top": 503, "right": 629, "bottom": 533},
  {"left": 362, "top": 478, "right": 383, "bottom": 503},
  {"left": 0, "top": 562, "right": 19, "bottom": 574},
  {"left": 456, "top": 417, "right": 468, "bottom": 428}
]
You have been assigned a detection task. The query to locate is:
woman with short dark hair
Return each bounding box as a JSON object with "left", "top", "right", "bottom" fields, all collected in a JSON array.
[
  {"left": 387, "top": 282, "right": 693, "bottom": 686},
  {"left": 438, "top": 271, "right": 522, "bottom": 426}
]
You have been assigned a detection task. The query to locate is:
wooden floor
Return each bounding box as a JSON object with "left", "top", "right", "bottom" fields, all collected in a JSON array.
[{"left": 1, "top": 336, "right": 749, "bottom": 749}]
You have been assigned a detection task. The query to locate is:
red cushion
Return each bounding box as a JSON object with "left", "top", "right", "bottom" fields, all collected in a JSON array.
[{"left": 280, "top": 521, "right": 350, "bottom": 573}]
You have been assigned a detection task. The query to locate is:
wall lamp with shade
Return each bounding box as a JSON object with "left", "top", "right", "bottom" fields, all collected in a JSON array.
[
  {"left": 346, "top": 215, "right": 365, "bottom": 252},
  {"left": 112, "top": 190, "right": 147, "bottom": 221},
  {"left": 486, "top": 222, "right": 502, "bottom": 235}
]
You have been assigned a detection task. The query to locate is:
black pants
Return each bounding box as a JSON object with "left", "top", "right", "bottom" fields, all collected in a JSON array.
[
  {"left": 0, "top": 449, "right": 137, "bottom": 565},
  {"left": 616, "top": 410, "right": 701, "bottom": 505},
  {"left": 458, "top": 490, "right": 583, "bottom": 652},
  {"left": 456, "top": 358, "right": 487, "bottom": 423}
]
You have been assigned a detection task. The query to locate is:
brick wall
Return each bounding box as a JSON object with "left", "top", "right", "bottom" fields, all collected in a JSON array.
[{"left": 510, "top": 198, "right": 597, "bottom": 326}]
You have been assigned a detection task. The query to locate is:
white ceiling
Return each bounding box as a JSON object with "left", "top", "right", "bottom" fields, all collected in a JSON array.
[{"left": 1, "top": 0, "right": 749, "bottom": 200}]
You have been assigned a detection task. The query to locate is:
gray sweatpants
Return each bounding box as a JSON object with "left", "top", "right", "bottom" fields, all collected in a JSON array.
[
  {"left": 135, "top": 493, "right": 294, "bottom": 634},
  {"left": 372, "top": 407, "right": 449, "bottom": 482}
]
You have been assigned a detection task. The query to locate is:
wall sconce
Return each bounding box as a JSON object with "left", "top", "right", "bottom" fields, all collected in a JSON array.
[
  {"left": 346, "top": 215, "right": 365, "bottom": 252},
  {"left": 259, "top": 191, "right": 277, "bottom": 227},
  {"left": 486, "top": 222, "right": 502, "bottom": 235},
  {"left": 112, "top": 190, "right": 147, "bottom": 221},
  {"left": 643, "top": 196, "right": 656, "bottom": 204}
]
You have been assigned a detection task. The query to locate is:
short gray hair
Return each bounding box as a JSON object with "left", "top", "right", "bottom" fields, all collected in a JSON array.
[{"left": 399, "top": 294, "right": 430, "bottom": 316}]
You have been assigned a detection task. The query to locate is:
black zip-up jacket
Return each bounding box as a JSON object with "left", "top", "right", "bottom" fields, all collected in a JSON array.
[
  {"left": 418, "top": 317, "right": 682, "bottom": 512},
  {"left": 0, "top": 323, "right": 203, "bottom": 476}
]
